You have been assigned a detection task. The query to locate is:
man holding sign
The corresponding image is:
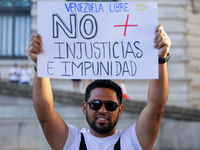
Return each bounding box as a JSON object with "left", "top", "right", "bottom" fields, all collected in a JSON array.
[
  {"left": 27, "top": 23, "right": 171, "bottom": 149},
  {"left": 27, "top": 1, "right": 171, "bottom": 150}
]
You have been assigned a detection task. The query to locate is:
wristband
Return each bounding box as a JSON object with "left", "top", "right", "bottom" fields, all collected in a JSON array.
[
  {"left": 159, "top": 53, "right": 170, "bottom": 64},
  {"left": 34, "top": 66, "right": 37, "bottom": 73}
]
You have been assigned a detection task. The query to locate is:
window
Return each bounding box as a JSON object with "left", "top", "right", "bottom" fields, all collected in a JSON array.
[{"left": 0, "top": 0, "right": 31, "bottom": 59}]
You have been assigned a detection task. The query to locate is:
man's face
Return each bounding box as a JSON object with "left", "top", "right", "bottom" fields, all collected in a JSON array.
[{"left": 83, "top": 88, "right": 123, "bottom": 137}]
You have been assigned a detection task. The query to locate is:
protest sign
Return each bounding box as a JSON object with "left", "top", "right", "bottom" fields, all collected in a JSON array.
[{"left": 37, "top": 2, "right": 158, "bottom": 79}]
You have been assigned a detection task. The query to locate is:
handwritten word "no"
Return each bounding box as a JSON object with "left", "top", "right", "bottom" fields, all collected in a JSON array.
[{"left": 53, "top": 14, "right": 98, "bottom": 39}]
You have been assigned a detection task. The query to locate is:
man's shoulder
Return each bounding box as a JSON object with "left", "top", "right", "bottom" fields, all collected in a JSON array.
[
  {"left": 67, "top": 124, "right": 81, "bottom": 132},
  {"left": 120, "top": 124, "right": 136, "bottom": 140},
  {"left": 67, "top": 124, "right": 89, "bottom": 138},
  {"left": 63, "top": 124, "right": 82, "bottom": 150},
  {"left": 121, "top": 124, "right": 136, "bottom": 133}
]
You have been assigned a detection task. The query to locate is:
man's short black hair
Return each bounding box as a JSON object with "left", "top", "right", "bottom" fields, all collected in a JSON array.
[{"left": 85, "top": 80, "right": 122, "bottom": 104}]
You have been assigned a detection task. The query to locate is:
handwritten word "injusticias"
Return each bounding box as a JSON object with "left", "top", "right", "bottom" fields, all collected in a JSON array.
[{"left": 65, "top": 3, "right": 104, "bottom": 13}]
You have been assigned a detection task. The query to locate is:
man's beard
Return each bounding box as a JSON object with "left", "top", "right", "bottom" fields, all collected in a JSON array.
[{"left": 86, "top": 110, "right": 119, "bottom": 135}]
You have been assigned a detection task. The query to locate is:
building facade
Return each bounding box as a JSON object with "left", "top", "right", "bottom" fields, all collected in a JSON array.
[{"left": 0, "top": 0, "right": 200, "bottom": 109}]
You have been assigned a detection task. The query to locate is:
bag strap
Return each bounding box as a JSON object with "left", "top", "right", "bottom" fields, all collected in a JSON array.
[
  {"left": 114, "top": 137, "right": 121, "bottom": 150},
  {"left": 79, "top": 133, "right": 87, "bottom": 150},
  {"left": 79, "top": 133, "right": 121, "bottom": 150}
]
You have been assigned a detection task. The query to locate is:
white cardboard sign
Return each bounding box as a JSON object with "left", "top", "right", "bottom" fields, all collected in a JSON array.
[{"left": 37, "top": 2, "right": 158, "bottom": 79}]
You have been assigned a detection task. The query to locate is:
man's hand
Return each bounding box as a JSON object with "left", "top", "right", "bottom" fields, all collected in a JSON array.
[
  {"left": 154, "top": 25, "right": 171, "bottom": 58},
  {"left": 26, "top": 33, "right": 43, "bottom": 65}
]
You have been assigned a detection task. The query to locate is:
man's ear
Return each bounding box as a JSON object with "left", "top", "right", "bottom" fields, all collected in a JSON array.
[
  {"left": 118, "top": 104, "right": 123, "bottom": 118},
  {"left": 82, "top": 101, "right": 87, "bottom": 115}
]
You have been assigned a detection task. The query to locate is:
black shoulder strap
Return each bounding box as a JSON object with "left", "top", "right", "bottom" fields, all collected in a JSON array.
[
  {"left": 114, "top": 137, "right": 121, "bottom": 150},
  {"left": 79, "top": 133, "right": 121, "bottom": 150},
  {"left": 79, "top": 133, "right": 87, "bottom": 150}
]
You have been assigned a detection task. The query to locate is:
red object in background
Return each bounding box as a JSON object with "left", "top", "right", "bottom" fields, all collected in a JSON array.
[{"left": 122, "top": 94, "right": 129, "bottom": 100}]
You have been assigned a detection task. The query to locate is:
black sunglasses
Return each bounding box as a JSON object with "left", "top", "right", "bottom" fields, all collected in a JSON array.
[{"left": 86, "top": 100, "right": 120, "bottom": 111}]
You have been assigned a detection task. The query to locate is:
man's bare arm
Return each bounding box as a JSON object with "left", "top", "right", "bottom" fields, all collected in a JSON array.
[
  {"left": 136, "top": 25, "right": 171, "bottom": 150},
  {"left": 27, "top": 33, "right": 68, "bottom": 150}
]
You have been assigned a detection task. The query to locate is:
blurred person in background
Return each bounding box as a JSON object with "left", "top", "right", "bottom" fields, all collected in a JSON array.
[
  {"left": 9, "top": 62, "right": 21, "bottom": 83},
  {"left": 20, "top": 64, "right": 31, "bottom": 85},
  {"left": 82, "top": 79, "right": 94, "bottom": 93},
  {"left": 118, "top": 80, "right": 129, "bottom": 100},
  {"left": 72, "top": 79, "right": 81, "bottom": 92}
]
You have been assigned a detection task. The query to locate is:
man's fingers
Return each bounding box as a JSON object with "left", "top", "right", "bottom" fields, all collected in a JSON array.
[
  {"left": 154, "top": 35, "right": 161, "bottom": 48},
  {"left": 28, "top": 32, "right": 43, "bottom": 53},
  {"left": 28, "top": 46, "right": 41, "bottom": 54},
  {"left": 155, "top": 24, "right": 163, "bottom": 33},
  {"left": 26, "top": 32, "right": 43, "bottom": 64},
  {"left": 157, "top": 40, "right": 165, "bottom": 49},
  {"left": 153, "top": 24, "right": 171, "bottom": 58},
  {"left": 153, "top": 28, "right": 161, "bottom": 43},
  {"left": 154, "top": 26, "right": 170, "bottom": 49},
  {"left": 30, "top": 32, "right": 42, "bottom": 45},
  {"left": 29, "top": 40, "right": 43, "bottom": 52},
  {"left": 156, "top": 34, "right": 167, "bottom": 49},
  {"left": 32, "top": 32, "right": 42, "bottom": 40},
  {"left": 155, "top": 35, "right": 170, "bottom": 50}
]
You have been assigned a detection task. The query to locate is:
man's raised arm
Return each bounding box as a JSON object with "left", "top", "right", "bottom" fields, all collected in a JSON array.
[
  {"left": 135, "top": 25, "right": 171, "bottom": 150},
  {"left": 27, "top": 33, "right": 68, "bottom": 150}
]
